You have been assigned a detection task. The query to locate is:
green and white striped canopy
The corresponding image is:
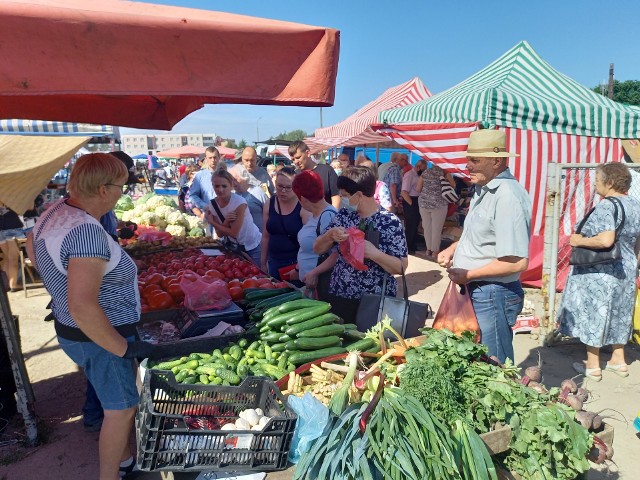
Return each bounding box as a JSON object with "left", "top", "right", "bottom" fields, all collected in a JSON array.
[{"left": 379, "top": 41, "right": 640, "bottom": 139}]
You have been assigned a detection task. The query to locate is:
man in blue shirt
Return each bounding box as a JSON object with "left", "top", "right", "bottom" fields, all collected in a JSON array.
[
  {"left": 438, "top": 130, "right": 531, "bottom": 364},
  {"left": 188, "top": 146, "right": 225, "bottom": 221}
]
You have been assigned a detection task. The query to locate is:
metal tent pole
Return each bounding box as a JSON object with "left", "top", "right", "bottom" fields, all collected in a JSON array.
[{"left": 0, "top": 275, "right": 38, "bottom": 445}]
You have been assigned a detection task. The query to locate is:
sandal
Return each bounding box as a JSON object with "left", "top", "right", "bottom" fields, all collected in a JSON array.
[
  {"left": 572, "top": 362, "right": 602, "bottom": 382},
  {"left": 605, "top": 363, "right": 629, "bottom": 377}
]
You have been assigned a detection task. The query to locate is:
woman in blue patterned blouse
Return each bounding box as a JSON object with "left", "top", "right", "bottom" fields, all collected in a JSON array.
[{"left": 314, "top": 166, "right": 408, "bottom": 323}]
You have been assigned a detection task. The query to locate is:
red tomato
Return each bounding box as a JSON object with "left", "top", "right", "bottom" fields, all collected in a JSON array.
[
  {"left": 258, "top": 282, "right": 275, "bottom": 289},
  {"left": 166, "top": 283, "right": 185, "bottom": 302},
  {"left": 142, "top": 284, "right": 162, "bottom": 299},
  {"left": 147, "top": 291, "right": 175, "bottom": 311},
  {"left": 228, "top": 286, "right": 244, "bottom": 301},
  {"left": 224, "top": 270, "right": 235, "bottom": 279},
  {"left": 196, "top": 268, "right": 206, "bottom": 276},
  {"left": 256, "top": 278, "right": 273, "bottom": 287},
  {"left": 204, "top": 270, "right": 225, "bottom": 281},
  {"left": 232, "top": 268, "right": 243, "bottom": 279},
  {"left": 227, "top": 279, "right": 241, "bottom": 289},
  {"left": 241, "top": 278, "right": 259, "bottom": 289},
  {"left": 273, "top": 281, "right": 289, "bottom": 289},
  {"left": 145, "top": 273, "right": 164, "bottom": 285},
  {"left": 161, "top": 275, "right": 177, "bottom": 290}
]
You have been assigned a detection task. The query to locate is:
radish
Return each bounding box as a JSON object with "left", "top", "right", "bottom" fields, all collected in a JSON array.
[
  {"left": 522, "top": 351, "right": 543, "bottom": 383},
  {"left": 560, "top": 378, "right": 578, "bottom": 394}
]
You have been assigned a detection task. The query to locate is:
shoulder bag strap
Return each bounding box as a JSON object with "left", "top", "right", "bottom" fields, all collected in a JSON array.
[
  {"left": 315, "top": 208, "right": 335, "bottom": 237},
  {"left": 606, "top": 197, "right": 626, "bottom": 237},
  {"left": 210, "top": 199, "right": 225, "bottom": 223}
]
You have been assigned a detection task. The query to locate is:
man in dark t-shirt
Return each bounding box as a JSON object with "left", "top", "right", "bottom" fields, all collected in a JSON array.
[{"left": 289, "top": 140, "right": 341, "bottom": 208}]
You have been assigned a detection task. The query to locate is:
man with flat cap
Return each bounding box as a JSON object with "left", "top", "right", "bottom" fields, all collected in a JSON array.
[{"left": 438, "top": 129, "right": 531, "bottom": 364}]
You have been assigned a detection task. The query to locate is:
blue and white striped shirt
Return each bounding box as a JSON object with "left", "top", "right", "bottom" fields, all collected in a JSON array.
[{"left": 33, "top": 199, "right": 140, "bottom": 340}]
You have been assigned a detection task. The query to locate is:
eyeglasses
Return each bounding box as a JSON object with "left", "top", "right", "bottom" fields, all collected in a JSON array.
[
  {"left": 104, "top": 183, "right": 125, "bottom": 190},
  {"left": 276, "top": 184, "right": 292, "bottom": 191}
]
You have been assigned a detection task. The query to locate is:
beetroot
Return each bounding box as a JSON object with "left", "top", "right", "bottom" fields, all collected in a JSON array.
[
  {"left": 528, "top": 381, "right": 548, "bottom": 394},
  {"left": 574, "top": 410, "right": 596, "bottom": 429},
  {"left": 560, "top": 378, "right": 578, "bottom": 394},
  {"left": 523, "top": 351, "right": 543, "bottom": 383},
  {"left": 574, "top": 387, "right": 589, "bottom": 402},
  {"left": 563, "top": 394, "right": 583, "bottom": 411}
]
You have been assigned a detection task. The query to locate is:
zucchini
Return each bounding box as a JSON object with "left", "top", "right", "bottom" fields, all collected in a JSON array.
[
  {"left": 296, "top": 324, "right": 345, "bottom": 338},
  {"left": 284, "top": 313, "right": 340, "bottom": 338},
  {"left": 276, "top": 299, "right": 328, "bottom": 314},
  {"left": 288, "top": 346, "right": 347, "bottom": 366},
  {"left": 346, "top": 337, "right": 378, "bottom": 352},
  {"left": 293, "top": 336, "right": 341, "bottom": 350},
  {"left": 284, "top": 304, "right": 333, "bottom": 326}
]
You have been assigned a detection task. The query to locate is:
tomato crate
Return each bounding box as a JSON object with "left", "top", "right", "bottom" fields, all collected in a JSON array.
[{"left": 136, "top": 374, "right": 297, "bottom": 473}]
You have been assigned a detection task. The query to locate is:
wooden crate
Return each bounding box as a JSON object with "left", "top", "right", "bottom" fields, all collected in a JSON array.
[{"left": 479, "top": 424, "right": 512, "bottom": 455}]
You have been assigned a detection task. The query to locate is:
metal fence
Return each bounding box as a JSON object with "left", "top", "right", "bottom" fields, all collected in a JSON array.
[{"left": 541, "top": 162, "right": 640, "bottom": 343}]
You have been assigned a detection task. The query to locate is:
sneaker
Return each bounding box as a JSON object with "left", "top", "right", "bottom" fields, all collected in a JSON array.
[{"left": 120, "top": 457, "right": 140, "bottom": 478}]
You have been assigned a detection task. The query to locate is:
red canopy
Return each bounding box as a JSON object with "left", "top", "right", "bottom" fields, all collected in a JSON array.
[
  {"left": 0, "top": 0, "right": 340, "bottom": 130},
  {"left": 305, "top": 77, "right": 430, "bottom": 152},
  {"left": 155, "top": 145, "right": 205, "bottom": 159}
]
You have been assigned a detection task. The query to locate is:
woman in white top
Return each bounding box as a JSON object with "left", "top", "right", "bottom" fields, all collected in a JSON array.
[{"left": 205, "top": 170, "right": 262, "bottom": 265}]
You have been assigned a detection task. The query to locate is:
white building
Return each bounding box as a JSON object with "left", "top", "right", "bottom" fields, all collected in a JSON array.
[{"left": 121, "top": 133, "right": 218, "bottom": 156}]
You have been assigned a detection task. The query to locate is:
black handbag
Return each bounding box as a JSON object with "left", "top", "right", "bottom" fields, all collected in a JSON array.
[
  {"left": 355, "top": 262, "right": 432, "bottom": 339},
  {"left": 314, "top": 209, "right": 336, "bottom": 300},
  {"left": 569, "top": 197, "right": 625, "bottom": 267}
]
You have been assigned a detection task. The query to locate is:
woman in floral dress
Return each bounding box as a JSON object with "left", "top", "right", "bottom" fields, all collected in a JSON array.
[{"left": 558, "top": 163, "right": 640, "bottom": 381}]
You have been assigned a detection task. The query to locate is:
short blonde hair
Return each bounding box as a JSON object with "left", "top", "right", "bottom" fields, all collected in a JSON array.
[{"left": 68, "top": 153, "right": 128, "bottom": 198}]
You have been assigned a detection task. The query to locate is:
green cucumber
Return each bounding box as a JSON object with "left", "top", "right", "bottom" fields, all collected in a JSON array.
[
  {"left": 215, "top": 368, "right": 241, "bottom": 385},
  {"left": 293, "top": 336, "right": 341, "bottom": 350},
  {"left": 284, "top": 304, "right": 333, "bottom": 326},
  {"left": 261, "top": 331, "right": 283, "bottom": 343},
  {"left": 276, "top": 299, "right": 328, "bottom": 314},
  {"left": 346, "top": 337, "right": 378, "bottom": 352},
  {"left": 253, "top": 291, "right": 302, "bottom": 310},
  {"left": 182, "top": 375, "right": 198, "bottom": 384},
  {"left": 284, "top": 313, "right": 340, "bottom": 337},
  {"left": 278, "top": 334, "right": 293, "bottom": 343},
  {"left": 154, "top": 357, "right": 188, "bottom": 370},
  {"left": 244, "top": 287, "right": 293, "bottom": 303},
  {"left": 270, "top": 342, "right": 287, "bottom": 353},
  {"left": 343, "top": 323, "right": 358, "bottom": 330},
  {"left": 342, "top": 328, "right": 366, "bottom": 340},
  {"left": 288, "top": 346, "right": 347, "bottom": 366},
  {"left": 296, "top": 324, "right": 345, "bottom": 338}
]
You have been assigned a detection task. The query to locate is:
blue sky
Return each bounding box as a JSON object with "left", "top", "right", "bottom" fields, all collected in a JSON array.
[{"left": 122, "top": 0, "right": 640, "bottom": 143}]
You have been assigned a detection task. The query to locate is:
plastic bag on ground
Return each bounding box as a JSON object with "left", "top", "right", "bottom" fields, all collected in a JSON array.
[
  {"left": 339, "top": 227, "right": 368, "bottom": 271},
  {"left": 432, "top": 281, "right": 481, "bottom": 342},
  {"left": 287, "top": 392, "right": 330, "bottom": 464},
  {"left": 179, "top": 269, "right": 232, "bottom": 311}
]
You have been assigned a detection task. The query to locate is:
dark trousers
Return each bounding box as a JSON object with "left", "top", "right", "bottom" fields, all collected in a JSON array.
[{"left": 402, "top": 197, "right": 420, "bottom": 251}]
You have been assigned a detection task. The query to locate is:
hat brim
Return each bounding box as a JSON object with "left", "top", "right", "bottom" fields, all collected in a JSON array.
[
  {"left": 464, "top": 151, "right": 520, "bottom": 158},
  {"left": 126, "top": 172, "right": 141, "bottom": 184}
]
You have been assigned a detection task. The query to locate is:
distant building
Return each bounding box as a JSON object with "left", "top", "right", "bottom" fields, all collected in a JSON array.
[{"left": 121, "top": 133, "right": 218, "bottom": 156}]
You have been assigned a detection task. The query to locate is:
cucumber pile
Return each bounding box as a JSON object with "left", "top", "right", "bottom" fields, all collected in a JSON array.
[
  {"left": 256, "top": 298, "right": 379, "bottom": 366},
  {"left": 244, "top": 287, "right": 304, "bottom": 323},
  {"left": 148, "top": 337, "right": 296, "bottom": 385}
]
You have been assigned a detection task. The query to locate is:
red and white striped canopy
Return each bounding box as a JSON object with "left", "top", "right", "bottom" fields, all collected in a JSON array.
[{"left": 305, "top": 77, "right": 431, "bottom": 152}]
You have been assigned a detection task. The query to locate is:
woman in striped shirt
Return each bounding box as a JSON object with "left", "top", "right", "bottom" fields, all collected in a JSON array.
[{"left": 28, "top": 153, "right": 153, "bottom": 480}]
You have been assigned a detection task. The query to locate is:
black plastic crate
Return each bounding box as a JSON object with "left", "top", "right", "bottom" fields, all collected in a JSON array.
[
  {"left": 137, "top": 308, "right": 253, "bottom": 359},
  {"left": 136, "top": 374, "right": 296, "bottom": 472}
]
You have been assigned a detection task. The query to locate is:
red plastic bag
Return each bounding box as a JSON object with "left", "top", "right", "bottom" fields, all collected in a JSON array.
[
  {"left": 339, "top": 227, "right": 368, "bottom": 271},
  {"left": 432, "top": 281, "right": 481, "bottom": 342},
  {"left": 179, "top": 270, "right": 232, "bottom": 311},
  {"left": 137, "top": 227, "right": 173, "bottom": 246}
]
